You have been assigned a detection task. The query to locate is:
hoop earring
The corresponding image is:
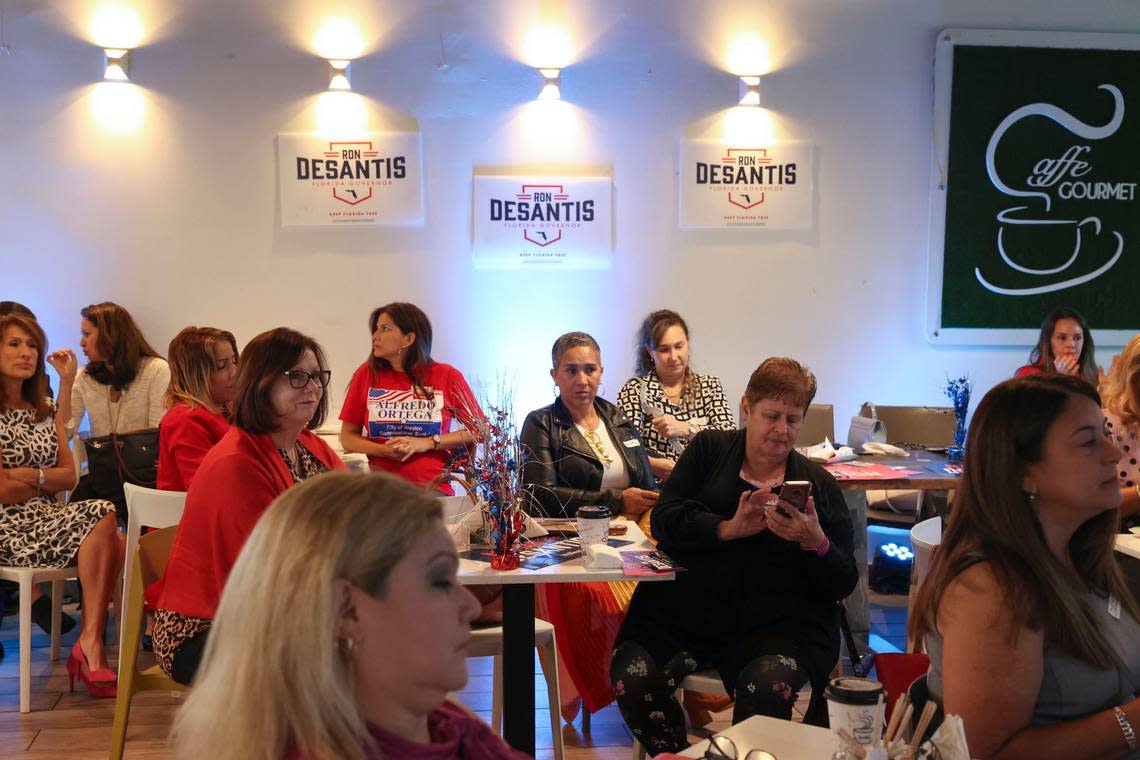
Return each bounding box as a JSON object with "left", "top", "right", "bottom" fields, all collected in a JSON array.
[{"left": 598, "top": 384, "right": 607, "bottom": 398}]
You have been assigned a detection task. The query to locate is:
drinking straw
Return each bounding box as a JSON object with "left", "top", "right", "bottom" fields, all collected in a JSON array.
[
  {"left": 890, "top": 704, "right": 914, "bottom": 744},
  {"left": 909, "top": 701, "right": 938, "bottom": 751},
  {"left": 872, "top": 693, "right": 886, "bottom": 748},
  {"left": 883, "top": 694, "right": 908, "bottom": 748}
]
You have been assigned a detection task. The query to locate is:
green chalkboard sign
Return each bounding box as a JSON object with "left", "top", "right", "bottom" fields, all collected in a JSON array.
[{"left": 926, "top": 29, "right": 1140, "bottom": 345}]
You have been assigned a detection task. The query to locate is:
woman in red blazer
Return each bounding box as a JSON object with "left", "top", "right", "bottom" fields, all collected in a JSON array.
[
  {"left": 152, "top": 327, "right": 345, "bottom": 685},
  {"left": 156, "top": 326, "right": 239, "bottom": 491}
]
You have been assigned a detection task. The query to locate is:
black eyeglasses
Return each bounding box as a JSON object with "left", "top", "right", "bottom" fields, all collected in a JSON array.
[
  {"left": 283, "top": 369, "right": 331, "bottom": 389},
  {"left": 705, "top": 735, "right": 776, "bottom": 760}
]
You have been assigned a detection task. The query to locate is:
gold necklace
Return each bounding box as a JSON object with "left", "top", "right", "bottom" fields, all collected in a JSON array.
[{"left": 581, "top": 425, "right": 614, "bottom": 465}]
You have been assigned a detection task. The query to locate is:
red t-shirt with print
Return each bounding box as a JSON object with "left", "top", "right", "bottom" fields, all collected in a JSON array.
[{"left": 340, "top": 361, "right": 483, "bottom": 493}]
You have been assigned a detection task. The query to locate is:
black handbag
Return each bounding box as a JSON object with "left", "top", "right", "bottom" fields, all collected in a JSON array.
[{"left": 82, "top": 427, "right": 160, "bottom": 504}]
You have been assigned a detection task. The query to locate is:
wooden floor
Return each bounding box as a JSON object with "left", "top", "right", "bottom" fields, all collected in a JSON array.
[
  {"left": 0, "top": 605, "right": 700, "bottom": 759},
  {"left": 0, "top": 594, "right": 901, "bottom": 759}
]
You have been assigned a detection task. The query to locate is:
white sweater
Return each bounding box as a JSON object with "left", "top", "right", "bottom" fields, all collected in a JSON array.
[{"left": 70, "top": 357, "right": 171, "bottom": 436}]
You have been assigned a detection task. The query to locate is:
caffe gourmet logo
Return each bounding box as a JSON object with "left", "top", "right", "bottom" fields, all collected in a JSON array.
[
  {"left": 977, "top": 84, "right": 1133, "bottom": 296},
  {"left": 694, "top": 148, "right": 798, "bottom": 210},
  {"left": 487, "top": 183, "right": 595, "bottom": 246},
  {"left": 294, "top": 141, "right": 407, "bottom": 206}
]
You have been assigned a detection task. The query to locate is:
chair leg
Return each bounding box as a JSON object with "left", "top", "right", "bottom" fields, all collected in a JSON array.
[
  {"left": 18, "top": 576, "right": 33, "bottom": 713},
  {"left": 108, "top": 688, "right": 132, "bottom": 760},
  {"left": 539, "top": 639, "right": 564, "bottom": 760},
  {"left": 119, "top": 520, "right": 141, "bottom": 660},
  {"left": 491, "top": 653, "right": 503, "bottom": 735},
  {"left": 50, "top": 580, "right": 63, "bottom": 661}
]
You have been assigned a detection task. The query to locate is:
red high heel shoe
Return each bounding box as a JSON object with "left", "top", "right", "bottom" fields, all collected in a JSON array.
[{"left": 66, "top": 642, "right": 117, "bottom": 698}]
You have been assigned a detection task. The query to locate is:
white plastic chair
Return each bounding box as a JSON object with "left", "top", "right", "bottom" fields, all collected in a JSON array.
[
  {"left": 119, "top": 483, "right": 186, "bottom": 670},
  {"left": 470, "top": 619, "right": 564, "bottom": 760},
  {"left": 907, "top": 516, "right": 942, "bottom": 652},
  {"left": 0, "top": 564, "right": 78, "bottom": 712}
]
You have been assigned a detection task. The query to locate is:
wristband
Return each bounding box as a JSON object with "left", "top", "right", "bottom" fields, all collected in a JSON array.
[
  {"left": 1114, "top": 706, "right": 1137, "bottom": 752},
  {"left": 803, "top": 536, "right": 830, "bottom": 556}
]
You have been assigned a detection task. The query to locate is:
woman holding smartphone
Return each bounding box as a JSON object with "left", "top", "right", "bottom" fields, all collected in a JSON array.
[{"left": 609, "top": 357, "right": 857, "bottom": 755}]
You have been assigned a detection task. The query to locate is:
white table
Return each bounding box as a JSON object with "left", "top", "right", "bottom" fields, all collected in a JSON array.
[
  {"left": 1115, "top": 533, "right": 1140, "bottom": 560},
  {"left": 679, "top": 714, "right": 842, "bottom": 758},
  {"left": 458, "top": 521, "right": 673, "bottom": 755}
]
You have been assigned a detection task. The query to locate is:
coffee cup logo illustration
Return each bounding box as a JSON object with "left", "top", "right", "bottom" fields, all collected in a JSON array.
[{"left": 976, "top": 84, "right": 1132, "bottom": 296}]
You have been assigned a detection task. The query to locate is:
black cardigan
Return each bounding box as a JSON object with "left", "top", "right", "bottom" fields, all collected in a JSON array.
[
  {"left": 627, "top": 429, "right": 858, "bottom": 682},
  {"left": 520, "top": 396, "right": 656, "bottom": 518}
]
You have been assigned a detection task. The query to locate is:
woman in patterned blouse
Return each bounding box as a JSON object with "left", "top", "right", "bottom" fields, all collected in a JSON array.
[
  {"left": 1100, "top": 333, "right": 1140, "bottom": 525},
  {"left": 618, "top": 310, "right": 735, "bottom": 479}
]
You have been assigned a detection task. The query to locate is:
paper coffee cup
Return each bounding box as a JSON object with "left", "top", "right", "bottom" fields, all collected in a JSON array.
[
  {"left": 576, "top": 505, "right": 610, "bottom": 547},
  {"left": 824, "top": 676, "right": 884, "bottom": 746}
]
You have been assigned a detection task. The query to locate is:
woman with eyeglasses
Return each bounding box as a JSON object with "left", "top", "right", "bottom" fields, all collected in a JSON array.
[
  {"left": 611, "top": 358, "right": 857, "bottom": 755},
  {"left": 339, "top": 303, "right": 483, "bottom": 494},
  {"left": 152, "top": 328, "right": 345, "bottom": 685},
  {"left": 156, "top": 326, "right": 239, "bottom": 491}
]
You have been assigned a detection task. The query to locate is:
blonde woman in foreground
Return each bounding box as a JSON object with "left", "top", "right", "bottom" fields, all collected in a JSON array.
[{"left": 173, "top": 469, "right": 529, "bottom": 760}]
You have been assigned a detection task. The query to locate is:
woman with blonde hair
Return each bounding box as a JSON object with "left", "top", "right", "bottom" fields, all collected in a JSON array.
[
  {"left": 156, "top": 326, "right": 239, "bottom": 491},
  {"left": 1099, "top": 333, "right": 1140, "bottom": 523},
  {"left": 173, "top": 469, "right": 527, "bottom": 760},
  {"left": 910, "top": 375, "right": 1140, "bottom": 759}
]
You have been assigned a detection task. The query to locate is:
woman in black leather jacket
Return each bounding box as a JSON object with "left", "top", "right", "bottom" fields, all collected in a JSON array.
[
  {"left": 518, "top": 331, "right": 658, "bottom": 721},
  {"left": 520, "top": 331, "right": 657, "bottom": 519}
]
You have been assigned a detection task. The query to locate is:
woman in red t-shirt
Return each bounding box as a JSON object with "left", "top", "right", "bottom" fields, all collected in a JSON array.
[
  {"left": 156, "top": 326, "right": 239, "bottom": 491},
  {"left": 339, "top": 303, "right": 483, "bottom": 493}
]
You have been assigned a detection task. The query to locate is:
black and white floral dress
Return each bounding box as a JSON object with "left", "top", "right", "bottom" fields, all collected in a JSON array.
[{"left": 0, "top": 404, "right": 114, "bottom": 567}]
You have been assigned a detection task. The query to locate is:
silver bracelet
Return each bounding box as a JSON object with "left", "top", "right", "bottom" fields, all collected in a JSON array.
[{"left": 1114, "top": 706, "right": 1137, "bottom": 752}]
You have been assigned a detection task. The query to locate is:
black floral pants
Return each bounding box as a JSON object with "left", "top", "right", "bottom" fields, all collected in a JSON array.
[{"left": 610, "top": 641, "right": 809, "bottom": 755}]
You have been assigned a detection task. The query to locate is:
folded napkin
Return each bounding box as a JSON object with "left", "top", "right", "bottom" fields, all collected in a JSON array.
[
  {"left": 798, "top": 437, "right": 858, "bottom": 463},
  {"left": 522, "top": 512, "right": 549, "bottom": 539},
  {"left": 584, "top": 542, "right": 623, "bottom": 569},
  {"left": 861, "top": 441, "right": 909, "bottom": 457}
]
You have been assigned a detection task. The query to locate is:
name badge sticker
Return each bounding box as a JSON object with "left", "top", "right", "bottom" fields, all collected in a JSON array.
[
  {"left": 623, "top": 439, "right": 641, "bottom": 448},
  {"left": 1108, "top": 595, "right": 1121, "bottom": 620}
]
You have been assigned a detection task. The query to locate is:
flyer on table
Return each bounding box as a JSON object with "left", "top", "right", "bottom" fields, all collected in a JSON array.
[
  {"left": 473, "top": 175, "right": 613, "bottom": 269},
  {"left": 277, "top": 132, "right": 424, "bottom": 227},
  {"left": 679, "top": 140, "right": 814, "bottom": 230}
]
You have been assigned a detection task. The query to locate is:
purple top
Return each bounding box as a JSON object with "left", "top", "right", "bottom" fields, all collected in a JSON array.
[{"left": 287, "top": 702, "right": 530, "bottom": 760}]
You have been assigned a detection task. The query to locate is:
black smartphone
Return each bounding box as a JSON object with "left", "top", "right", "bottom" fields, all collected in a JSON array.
[{"left": 776, "top": 481, "right": 812, "bottom": 517}]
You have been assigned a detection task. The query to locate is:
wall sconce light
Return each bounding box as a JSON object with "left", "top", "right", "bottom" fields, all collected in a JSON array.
[
  {"left": 538, "top": 68, "right": 561, "bottom": 100},
  {"left": 738, "top": 75, "right": 761, "bottom": 106},
  {"left": 103, "top": 48, "right": 131, "bottom": 82},
  {"left": 328, "top": 59, "right": 352, "bottom": 90}
]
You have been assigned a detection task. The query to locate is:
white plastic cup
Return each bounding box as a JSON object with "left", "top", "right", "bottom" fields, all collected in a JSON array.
[
  {"left": 824, "top": 676, "right": 884, "bottom": 746},
  {"left": 576, "top": 505, "right": 610, "bottom": 547}
]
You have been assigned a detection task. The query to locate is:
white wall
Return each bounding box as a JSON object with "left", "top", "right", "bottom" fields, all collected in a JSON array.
[{"left": 3, "top": 0, "right": 1137, "bottom": 427}]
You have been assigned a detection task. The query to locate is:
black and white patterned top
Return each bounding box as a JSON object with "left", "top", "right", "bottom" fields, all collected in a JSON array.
[
  {"left": 0, "top": 402, "right": 114, "bottom": 568},
  {"left": 617, "top": 371, "right": 736, "bottom": 460}
]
